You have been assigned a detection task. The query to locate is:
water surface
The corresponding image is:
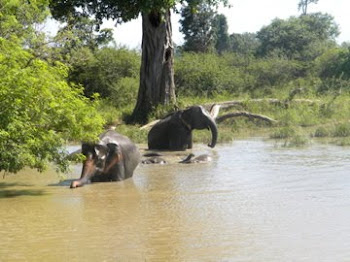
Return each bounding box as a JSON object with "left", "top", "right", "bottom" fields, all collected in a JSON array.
[{"left": 1, "top": 138, "right": 350, "bottom": 261}]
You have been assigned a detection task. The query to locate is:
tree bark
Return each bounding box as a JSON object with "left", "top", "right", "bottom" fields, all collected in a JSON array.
[{"left": 131, "top": 10, "right": 176, "bottom": 123}]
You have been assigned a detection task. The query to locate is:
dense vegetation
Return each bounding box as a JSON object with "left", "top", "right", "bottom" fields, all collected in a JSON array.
[
  {"left": 0, "top": 0, "right": 104, "bottom": 173},
  {"left": 1, "top": 0, "right": 350, "bottom": 174}
]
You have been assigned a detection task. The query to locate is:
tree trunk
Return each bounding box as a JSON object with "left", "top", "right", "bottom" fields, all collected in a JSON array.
[{"left": 131, "top": 10, "right": 176, "bottom": 123}]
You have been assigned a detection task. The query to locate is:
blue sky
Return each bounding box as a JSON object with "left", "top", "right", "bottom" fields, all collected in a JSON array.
[{"left": 46, "top": 0, "right": 349, "bottom": 49}]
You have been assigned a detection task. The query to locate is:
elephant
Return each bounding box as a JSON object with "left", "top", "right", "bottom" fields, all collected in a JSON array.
[
  {"left": 179, "top": 153, "right": 212, "bottom": 164},
  {"left": 142, "top": 156, "right": 167, "bottom": 164},
  {"left": 148, "top": 106, "right": 218, "bottom": 151},
  {"left": 70, "top": 130, "right": 141, "bottom": 188}
]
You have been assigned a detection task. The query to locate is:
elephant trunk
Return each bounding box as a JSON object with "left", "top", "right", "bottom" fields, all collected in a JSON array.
[
  {"left": 207, "top": 115, "right": 218, "bottom": 148},
  {"left": 70, "top": 157, "right": 96, "bottom": 188}
]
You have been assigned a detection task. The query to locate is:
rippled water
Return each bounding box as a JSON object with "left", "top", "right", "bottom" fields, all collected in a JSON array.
[{"left": 1, "top": 138, "right": 350, "bottom": 261}]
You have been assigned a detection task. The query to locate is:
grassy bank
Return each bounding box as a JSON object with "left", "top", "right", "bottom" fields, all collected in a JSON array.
[{"left": 97, "top": 90, "right": 350, "bottom": 148}]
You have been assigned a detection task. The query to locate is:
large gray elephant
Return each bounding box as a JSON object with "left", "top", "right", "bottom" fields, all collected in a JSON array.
[
  {"left": 70, "top": 130, "right": 141, "bottom": 188},
  {"left": 148, "top": 106, "right": 218, "bottom": 150}
]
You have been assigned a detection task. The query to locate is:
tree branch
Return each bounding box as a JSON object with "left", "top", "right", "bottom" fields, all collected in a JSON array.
[
  {"left": 216, "top": 111, "right": 277, "bottom": 124},
  {"left": 204, "top": 98, "right": 319, "bottom": 110}
]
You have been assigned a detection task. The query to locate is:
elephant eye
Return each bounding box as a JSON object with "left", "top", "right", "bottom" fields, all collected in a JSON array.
[{"left": 95, "top": 157, "right": 105, "bottom": 169}]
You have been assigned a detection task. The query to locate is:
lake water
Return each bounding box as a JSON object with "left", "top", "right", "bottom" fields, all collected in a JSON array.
[{"left": 1, "top": 138, "right": 350, "bottom": 261}]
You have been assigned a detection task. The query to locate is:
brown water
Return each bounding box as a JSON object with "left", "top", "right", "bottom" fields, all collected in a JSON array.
[{"left": 1, "top": 138, "right": 350, "bottom": 261}]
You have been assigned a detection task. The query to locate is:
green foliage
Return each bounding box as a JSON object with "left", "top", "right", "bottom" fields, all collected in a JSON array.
[
  {"left": 114, "top": 125, "right": 148, "bottom": 144},
  {"left": 0, "top": 0, "right": 49, "bottom": 42},
  {"left": 315, "top": 47, "right": 350, "bottom": 80},
  {"left": 68, "top": 47, "right": 140, "bottom": 98},
  {"left": 256, "top": 13, "right": 339, "bottom": 60},
  {"left": 0, "top": 37, "right": 104, "bottom": 173},
  {"left": 54, "top": 16, "right": 114, "bottom": 56},
  {"left": 110, "top": 77, "right": 139, "bottom": 108},
  {"left": 213, "top": 14, "right": 230, "bottom": 54},
  {"left": 282, "top": 134, "right": 310, "bottom": 147},
  {"left": 175, "top": 52, "right": 245, "bottom": 97},
  {"left": 270, "top": 126, "right": 297, "bottom": 139},
  {"left": 246, "top": 57, "right": 303, "bottom": 92},
  {"left": 333, "top": 123, "right": 350, "bottom": 137},
  {"left": 230, "top": 33, "right": 260, "bottom": 56},
  {"left": 180, "top": 2, "right": 217, "bottom": 53},
  {"left": 314, "top": 126, "right": 331, "bottom": 137},
  {"left": 50, "top": 0, "right": 228, "bottom": 26}
]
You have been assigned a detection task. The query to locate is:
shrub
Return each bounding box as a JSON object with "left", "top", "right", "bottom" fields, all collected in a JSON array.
[{"left": 0, "top": 39, "right": 104, "bottom": 173}]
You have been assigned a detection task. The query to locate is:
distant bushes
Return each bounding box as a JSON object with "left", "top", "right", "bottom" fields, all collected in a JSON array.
[
  {"left": 174, "top": 53, "right": 245, "bottom": 97},
  {"left": 68, "top": 47, "right": 140, "bottom": 99}
]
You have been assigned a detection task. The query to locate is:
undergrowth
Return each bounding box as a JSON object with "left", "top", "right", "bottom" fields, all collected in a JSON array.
[{"left": 98, "top": 91, "right": 350, "bottom": 147}]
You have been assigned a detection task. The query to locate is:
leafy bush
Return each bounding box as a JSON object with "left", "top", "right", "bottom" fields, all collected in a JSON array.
[
  {"left": 110, "top": 77, "right": 139, "bottom": 108},
  {"left": 175, "top": 52, "right": 245, "bottom": 97},
  {"left": 69, "top": 47, "right": 140, "bottom": 98},
  {"left": 314, "top": 126, "right": 331, "bottom": 137},
  {"left": 270, "top": 126, "right": 297, "bottom": 139},
  {"left": 333, "top": 123, "right": 350, "bottom": 137},
  {"left": 0, "top": 38, "right": 104, "bottom": 173}
]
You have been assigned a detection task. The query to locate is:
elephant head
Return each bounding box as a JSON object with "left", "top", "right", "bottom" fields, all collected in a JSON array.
[
  {"left": 70, "top": 130, "right": 140, "bottom": 188},
  {"left": 180, "top": 106, "right": 218, "bottom": 148},
  {"left": 148, "top": 106, "right": 218, "bottom": 150}
]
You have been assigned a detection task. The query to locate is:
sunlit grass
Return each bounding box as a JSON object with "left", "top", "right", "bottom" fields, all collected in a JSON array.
[{"left": 98, "top": 92, "right": 350, "bottom": 147}]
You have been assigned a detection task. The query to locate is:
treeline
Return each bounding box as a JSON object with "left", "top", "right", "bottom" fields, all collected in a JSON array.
[{"left": 61, "top": 11, "right": 350, "bottom": 105}]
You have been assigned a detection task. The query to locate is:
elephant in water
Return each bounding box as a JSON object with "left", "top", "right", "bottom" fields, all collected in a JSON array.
[
  {"left": 179, "top": 153, "right": 213, "bottom": 164},
  {"left": 148, "top": 106, "right": 218, "bottom": 151},
  {"left": 142, "top": 156, "right": 167, "bottom": 164},
  {"left": 70, "top": 130, "right": 141, "bottom": 188}
]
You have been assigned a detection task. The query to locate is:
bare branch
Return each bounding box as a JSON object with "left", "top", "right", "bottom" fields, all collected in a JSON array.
[
  {"left": 204, "top": 98, "right": 319, "bottom": 110},
  {"left": 216, "top": 111, "right": 277, "bottom": 124}
]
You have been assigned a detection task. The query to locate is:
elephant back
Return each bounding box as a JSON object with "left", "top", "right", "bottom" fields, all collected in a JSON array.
[{"left": 100, "top": 130, "right": 141, "bottom": 177}]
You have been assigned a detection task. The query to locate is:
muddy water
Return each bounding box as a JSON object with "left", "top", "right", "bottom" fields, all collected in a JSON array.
[{"left": 1, "top": 138, "right": 350, "bottom": 261}]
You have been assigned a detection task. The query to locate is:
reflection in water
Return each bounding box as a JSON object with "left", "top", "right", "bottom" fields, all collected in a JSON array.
[{"left": 1, "top": 138, "right": 350, "bottom": 261}]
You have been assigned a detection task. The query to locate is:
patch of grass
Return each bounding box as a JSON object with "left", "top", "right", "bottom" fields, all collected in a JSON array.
[
  {"left": 114, "top": 124, "right": 147, "bottom": 144},
  {"left": 97, "top": 101, "right": 123, "bottom": 126},
  {"left": 332, "top": 122, "right": 350, "bottom": 137},
  {"left": 96, "top": 92, "right": 350, "bottom": 147},
  {"left": 270, "top": 126, "right": 296, "bottom": 139},
  {"left": 335, "top": 137, "right": 350, "bottom": 146},
  {"left": 314, "top": 126, "right": 331, "bottom": 137},
  {"left": 282, "top": 134, "right": 310, "bottom": 147}
]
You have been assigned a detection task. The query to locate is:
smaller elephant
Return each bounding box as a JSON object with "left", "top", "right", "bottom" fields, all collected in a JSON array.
[
  {"left": 142, "top": 156, "right": 167, "bottom": 164},
  {"left": 70, "top": 130, "right": 141, "bottom": 188},
  {"left": 143, "top": 152, "right": 163, "bottom": 157},
  {"left": 179, "top": 153, "right": 212, "bottom": 164},
  {"left": 148, "top": 106, "right": 218, "bottom": 151}
]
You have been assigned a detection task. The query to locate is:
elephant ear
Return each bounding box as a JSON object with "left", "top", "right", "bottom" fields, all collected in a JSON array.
[
  {"left": 106, "top": 143, "right": 120, "bottom": 155},
  {"left": 94, "top": 144, "right": 108, "bottom": 160}
]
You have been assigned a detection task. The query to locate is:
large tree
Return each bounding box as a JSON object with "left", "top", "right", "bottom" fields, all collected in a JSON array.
[
  {"left": 180, "top": 2, "right": 217, "bottom": 53},
  {"left": 50, "top": 0, "right": 227, "bottom": 123},
  {"left": 213, "top": 14, "right": 230, "bottom": 54}
]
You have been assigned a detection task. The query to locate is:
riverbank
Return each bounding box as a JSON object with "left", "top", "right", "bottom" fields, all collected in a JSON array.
[{"left": 99, "top": 92, "right": 350, "bottom": 148}]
